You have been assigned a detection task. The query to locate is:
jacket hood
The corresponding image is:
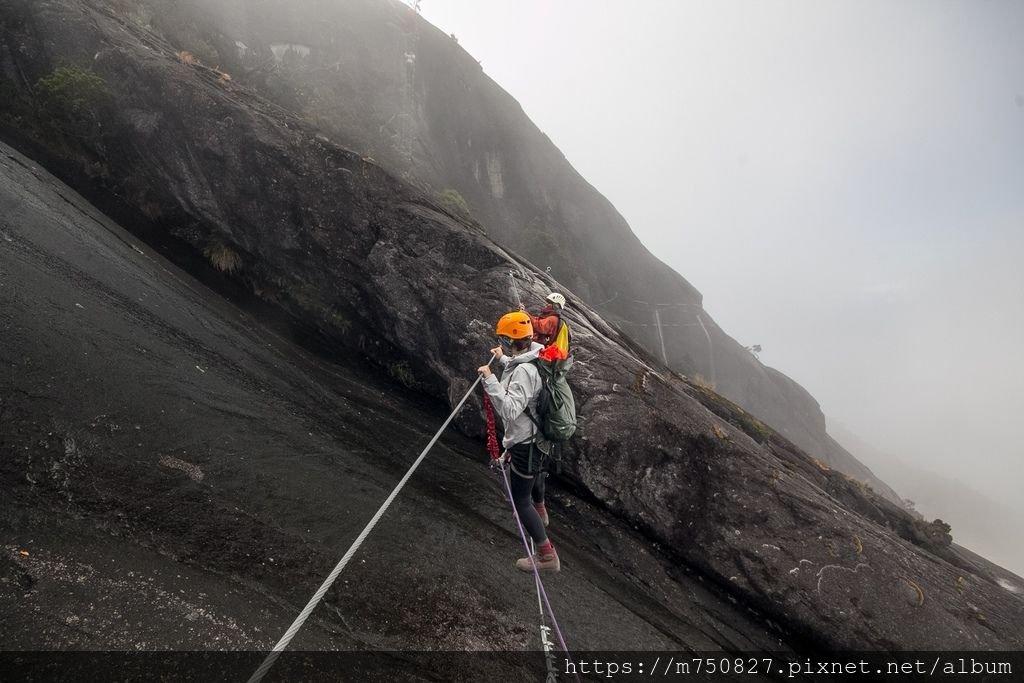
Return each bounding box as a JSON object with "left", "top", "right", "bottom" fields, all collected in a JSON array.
[{"left": 506, "top": 342, "right": 544, "bottom": 367}]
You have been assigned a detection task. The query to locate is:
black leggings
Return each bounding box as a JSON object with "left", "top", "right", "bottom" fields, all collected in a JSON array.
[
  {"left": 508, "top": 443, "right": 548, "bottom": 545},
  {"left": 532, "top": 471, "right": 546, "bottom": 505},
  {"left": 511, "top": 469, "right": 547, "bottom": 545}
]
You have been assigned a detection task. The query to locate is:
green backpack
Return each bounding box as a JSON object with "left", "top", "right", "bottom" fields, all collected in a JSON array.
[{"left": 526, "top": 355, "right": 576, "bottom": 442}]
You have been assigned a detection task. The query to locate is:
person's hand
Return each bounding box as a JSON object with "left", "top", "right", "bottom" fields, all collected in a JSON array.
[
  {"left": 490, "top": 345, "right": 503, "bottom": 360},
  {"left": 491, "top": 450, "right": 510, "bottom": 468},
  {"left": 478, "top": 365, "right": 493, "bottom": 379}
]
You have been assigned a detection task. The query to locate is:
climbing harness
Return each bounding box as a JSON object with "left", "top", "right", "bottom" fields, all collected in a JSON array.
[
  {"left": 246, "top": 353, "right": 496, "bottom": 683},
  {"left": 483, "top": 394, "right": 574, "bottom": 681}
]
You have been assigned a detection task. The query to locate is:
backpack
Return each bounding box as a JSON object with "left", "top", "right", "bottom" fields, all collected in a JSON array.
[
  {"left": 550, "top": 317, "right": 571, "bottom": 357},
  {"left": 537, "top": 314, "right": 572, "bottom": 356},
  {"left": 525, "top": 354, "right": 576, "bottom": 443}
]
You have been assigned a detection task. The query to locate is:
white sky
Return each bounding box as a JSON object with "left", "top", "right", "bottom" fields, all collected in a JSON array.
[{"left": 416, "top": 1, "right": 1024, "bottom": 509}]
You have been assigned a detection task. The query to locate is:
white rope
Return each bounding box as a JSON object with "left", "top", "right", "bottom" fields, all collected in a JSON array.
[
  {"left": 530, "top": 536, "right": 558, "bottom": 679},
  {"left": 247, "top": 355, "right": 495, "bottom": 683},
  {"left": 497, "top": 464, "right": 576, "bottom": 674},
  {"left": 509, "top": 271, "right": 523, "bottom": 309},
  {"left": 530, "top": 537, "right": 543, "bottom": 619}
]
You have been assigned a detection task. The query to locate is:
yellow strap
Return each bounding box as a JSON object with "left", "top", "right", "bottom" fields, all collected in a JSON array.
[{"left": 552, "top": 322, "right": 570, "bottom": 354}]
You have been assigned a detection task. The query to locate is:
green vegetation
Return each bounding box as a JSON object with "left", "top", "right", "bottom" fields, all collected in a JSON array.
[
  {"left": 316, "top": 305, "right": 351, "bottom": 334},
  {"left": 630, "top": 369, "right": 649, "bottom": 394},
  {"left": 437, "top": 189, "right": 472, "bottom": 222},
  {"left": 203, "top": 242, "right": 242, "bottom": 274},
  {"left": 29, "top": 65, "right": 114, "bottom": 169},
  {"left": 911, "top": 517, "right": 953, "bottom": 549},
  {"left": 278, "top": 281, "right": 352, "bottom": 334},
  {"left": 844, "top": 473, "right": 875, "bottom": 494},
  {"left": 389, "top": 361, "right": 415, "bottom": 388},
  {"left": 7, "top": 65, "right": 116, "bottom": 173},
  {"left": 35, "top": 66, "right": 112, "bottom": 132},
  {"left": 683, "top": 374, "right": 773, "bottom": 443},
  {"left": 733, "top": 411, "right": 772, "bottom": 443},
  {"left": 691, "top": 374, "right": 716, "bottom": 391},
  {"left": 187, "top": 35, "right": 221, "bottom": 68}
]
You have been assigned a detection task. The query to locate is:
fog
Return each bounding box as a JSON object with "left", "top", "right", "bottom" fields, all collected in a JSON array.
[{"left": 416, "top": 0, "right": 1024, "bottom": 563}]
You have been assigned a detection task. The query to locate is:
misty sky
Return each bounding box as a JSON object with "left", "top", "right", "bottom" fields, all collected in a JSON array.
[{"left": 417, "top": 1, "right": 1024, "bottom": 509}]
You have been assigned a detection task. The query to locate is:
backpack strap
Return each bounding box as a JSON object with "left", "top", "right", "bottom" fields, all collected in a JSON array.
[
  {"left": 524, "top": 359, "right": 544, "bottom": 437},
  {"left": 524, "top": 405, "right": 543, "bottom": 433},
  {"left": 510, "top": 360, "right": 543, "bottom": 440}
]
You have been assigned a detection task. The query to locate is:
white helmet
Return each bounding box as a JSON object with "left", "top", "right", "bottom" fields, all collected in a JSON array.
[{"left": 546, "top": 292, "right": 566, "bottom": 308}]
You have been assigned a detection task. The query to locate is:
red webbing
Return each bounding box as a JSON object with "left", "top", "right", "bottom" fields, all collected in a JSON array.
[{"left": 482, "top": 393, "right": 501, "bottom": 460}]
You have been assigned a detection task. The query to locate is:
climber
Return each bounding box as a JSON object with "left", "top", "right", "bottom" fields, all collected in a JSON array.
[
  {"left": 521, "top": 292, "right": 571, "bottom": 359},
  {"left": 518, "top": 291, "right": 572, "bottom": 526},
  {"left": 478, "top": 311, "right": 559, "bottom": 572}
]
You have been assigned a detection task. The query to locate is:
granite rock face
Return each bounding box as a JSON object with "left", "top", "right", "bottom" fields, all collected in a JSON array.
[
  {"left": 0, "top": 140, "right": 793, "bottom": 663},
  {"left": 33, "top": 0, "right": 903, "bottom": 502},
  {"left": 1, "top": 0, "right": 1021, "bottom": 652}
]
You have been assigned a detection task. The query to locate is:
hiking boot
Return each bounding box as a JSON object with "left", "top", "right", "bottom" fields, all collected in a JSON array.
[
  {"left": 515, "top": 550, "right": 560, "bottom": 573},
  {"left": 535, "top": 503, "right": 549, "bottom": 527}
]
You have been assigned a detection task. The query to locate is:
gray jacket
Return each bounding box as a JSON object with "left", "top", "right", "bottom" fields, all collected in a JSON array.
[{"left": 483, "top": 342, "right": 544, "bottom": 449}]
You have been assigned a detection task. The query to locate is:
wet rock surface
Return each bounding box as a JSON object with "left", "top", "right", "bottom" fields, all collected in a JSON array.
[
  {"left": 1, "top": 0, "right": 1022, "bottom": 660},
  {"left": 0, "top": 144, "right": 786, "bottom": 668},
  {"left": 0, "top": 0, "right": 901, "bottom": 502}
]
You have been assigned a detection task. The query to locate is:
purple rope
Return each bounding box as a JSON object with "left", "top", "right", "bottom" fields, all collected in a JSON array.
[{"left": 498, "top": 464, "right": 577, "bottom": 670}]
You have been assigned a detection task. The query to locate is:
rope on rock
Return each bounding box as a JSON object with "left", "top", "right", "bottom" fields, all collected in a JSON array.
[
  {"left": 486, "top": 393, "right": 574, "bottom": 678},
  {"left": 497, "top": 463, "right": 577, "bottom": 675},
  {"left": 246, "top": 354, "right": 496, "bottom": 683},
  {"left": 509, "top": 270, "right": 523, "bottom": 309},
  {"left": 530, "top": 533, "right": 560, "bottom": 681}
]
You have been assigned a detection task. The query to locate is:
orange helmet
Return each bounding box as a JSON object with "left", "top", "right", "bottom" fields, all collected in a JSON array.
[{"left": 495, "top": 311, "right": 533, "bottom": 340}]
